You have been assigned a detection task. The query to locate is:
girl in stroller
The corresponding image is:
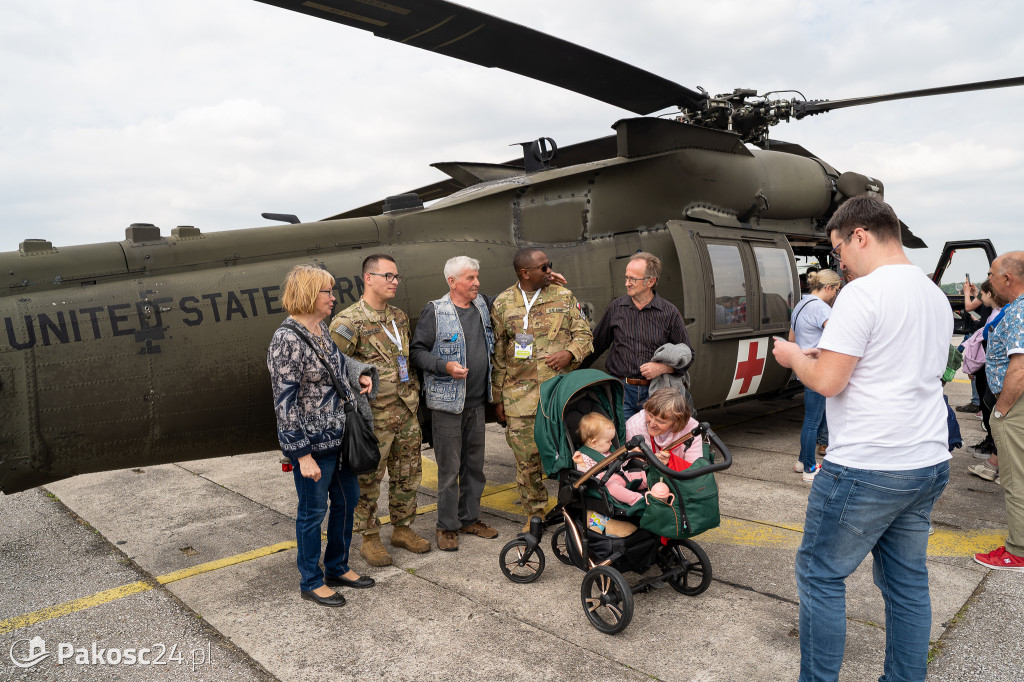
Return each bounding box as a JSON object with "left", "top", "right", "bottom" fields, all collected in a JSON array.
[{"left": 625, "top": 388, "right": 703, "bottom": 470}]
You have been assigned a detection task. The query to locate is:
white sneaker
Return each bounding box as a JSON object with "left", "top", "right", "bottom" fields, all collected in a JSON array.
[
  {"left": 968, "top": 462, "right": 998, "bottom": 481},
  {"left": 794, "top": 460, "right": 803, "bottom": 473},
  {"left": 802, "top": 464, "right": 821, "bottom": 483}
]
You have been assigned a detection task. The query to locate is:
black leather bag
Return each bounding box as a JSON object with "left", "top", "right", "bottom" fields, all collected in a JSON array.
[
  {"left": 339, "top": 400, "right": 380, "bottom": 475},
  {"left": 285, "top": 322, "right": 380, "bottom": 475}
]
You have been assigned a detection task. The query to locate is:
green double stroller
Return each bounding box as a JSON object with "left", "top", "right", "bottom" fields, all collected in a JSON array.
[{"left": 497, "top": 369, "right": 733, "bottom": 634}]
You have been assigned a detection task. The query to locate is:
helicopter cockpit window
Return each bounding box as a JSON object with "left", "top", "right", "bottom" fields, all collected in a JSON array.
[
  {"left": 707, "top": 243, "right": 747, "bottom": 327},
  {"left": 753, "top": 245, "right": 796, "bottom": 327}
]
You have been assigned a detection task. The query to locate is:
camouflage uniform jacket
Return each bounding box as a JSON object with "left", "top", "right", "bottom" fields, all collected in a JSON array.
[
  {"left": 330, "top": 298, "right": 420, "bottom": 413},
  {"left": 491, "top": 283, "right": 594, "bottom": 417}
]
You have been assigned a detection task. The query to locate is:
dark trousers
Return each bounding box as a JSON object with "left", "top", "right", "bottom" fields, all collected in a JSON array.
[{"left": 432, "top": 404, "right": 487, "bottom": 531}]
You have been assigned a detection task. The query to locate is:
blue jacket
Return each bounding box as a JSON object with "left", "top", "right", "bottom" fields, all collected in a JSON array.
[{"left": 420, "top": 294, "right": 494, "bottom": 414}]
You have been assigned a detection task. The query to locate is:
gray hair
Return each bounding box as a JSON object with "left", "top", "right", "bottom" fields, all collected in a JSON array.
[
  {"left": 630, "top": 252, "right": 662, "bottom": 280},
  {"left": 444, "top": 256, "right": 480, "bottom": 281}
]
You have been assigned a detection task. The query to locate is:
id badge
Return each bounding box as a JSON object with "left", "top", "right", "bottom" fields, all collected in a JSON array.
[
  {"left": 514, "top": 333, "right": 534, "bottom": 359},
  {"left": 397, "top": 355, "right": 410, "bottom": 382}
]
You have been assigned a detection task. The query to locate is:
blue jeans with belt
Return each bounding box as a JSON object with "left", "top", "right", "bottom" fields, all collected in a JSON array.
[
  {"left": 292, "top": 452, "right": 359, "bottom": 591},
  {"left": 621, "top": 381, "right": 650, "bottom": 421},
  {"left": 796, "top": 459, "right": 949, "bottom": 682}
]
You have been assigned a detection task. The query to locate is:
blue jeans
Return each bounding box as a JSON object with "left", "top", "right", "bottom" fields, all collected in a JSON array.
[
  {"left": 800, "top": 388, "right": 827, "bottom": 472},
  {"left": 621, "top": 381, "right": 650, "bottom": 421},
  {"left": 796, "top": 459, "right": 949, "bottom": 682},
  {"left": 292, "top": 453, "right": 359, "bottom": 591}
]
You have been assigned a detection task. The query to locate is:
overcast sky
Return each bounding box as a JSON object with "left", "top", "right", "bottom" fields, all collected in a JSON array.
[{"left": 2, "top": 0, "right": 1022, "bottom": 282}]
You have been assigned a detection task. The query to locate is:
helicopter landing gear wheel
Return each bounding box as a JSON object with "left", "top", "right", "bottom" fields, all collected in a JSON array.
[
  {"left": 499, "top": 538, "right": 545, "bottom": 583},
  {"left": 580, "top": 565, "right": 633, "bottom": 634},
  {"left": 550, "top": 524, "right": 571, "bottom": 565},
  {"left": 665, "top": 539, "right": 712, "bottom": 596}
]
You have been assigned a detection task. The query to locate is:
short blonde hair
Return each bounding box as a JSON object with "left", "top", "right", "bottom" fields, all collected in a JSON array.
[
  {"left": 578, "top": 412, "right": 615, "bottom": 444},
  {"left": 806, "top": 268, "right": 841, "bottom": 291},
  {"left": 643, "top": 388, "right": 692, "bottom": 432},
  {"left": 281, "top": 265, "right": 334, "bottom": 316}
]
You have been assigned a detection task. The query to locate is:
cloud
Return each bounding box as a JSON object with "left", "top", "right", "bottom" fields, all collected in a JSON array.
[{"left": 1, "top": 0, "right": 1022, "bottom": 271}]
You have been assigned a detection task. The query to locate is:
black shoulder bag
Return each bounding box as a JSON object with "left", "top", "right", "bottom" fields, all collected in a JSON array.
[{"left": 284, "top": 322, "right": 381, "bottom": 475}]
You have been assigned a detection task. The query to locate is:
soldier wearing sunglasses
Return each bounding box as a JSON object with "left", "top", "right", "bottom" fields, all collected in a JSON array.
[{"left": 490, "top": 247, "right": 593, "bottom": 529}]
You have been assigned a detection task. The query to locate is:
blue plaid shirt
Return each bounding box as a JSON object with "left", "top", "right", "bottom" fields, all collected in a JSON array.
[{"left": 986, "top": 292, "right": 1024, "bottom": 395}]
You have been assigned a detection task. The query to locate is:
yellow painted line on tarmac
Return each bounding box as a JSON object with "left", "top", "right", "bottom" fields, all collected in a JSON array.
[
  {"left": 0, "top": 541, "right": 297, "bottom": 635},
  {"left": 420, "top": 455, "right": 438, "bottom": 490},
  {"left": 0, "top": 581, "right": 154, "bottom": 635},
  {"left": 925, "top": 529, "right": 1006, "bottom": 557},
  {"left": 155, "top": 541, "right": 296, "bottom": 585},
  {"left": 698, "top": 518, "right": 1005, "bottom": 557}
]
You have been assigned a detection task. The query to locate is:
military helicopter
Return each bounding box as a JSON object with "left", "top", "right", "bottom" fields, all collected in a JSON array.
[{"left": 1, "top": 0, "right": 1021, "bottom": 494}]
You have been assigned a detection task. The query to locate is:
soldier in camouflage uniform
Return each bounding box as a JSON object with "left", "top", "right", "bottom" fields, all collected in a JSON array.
[
  {"left": 330, "top": 254, "right": 431, "bottom": 566},
  {"left": 491, "top": 248, "right": 594, "bottom": 529}
]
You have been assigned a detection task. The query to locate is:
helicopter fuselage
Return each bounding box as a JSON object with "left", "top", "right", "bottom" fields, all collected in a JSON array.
[{"left": 1, "top": 119, "right": 863, "bottom": 493}]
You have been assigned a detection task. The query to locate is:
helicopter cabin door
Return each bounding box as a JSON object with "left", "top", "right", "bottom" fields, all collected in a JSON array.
[
  {"left": 929, "top": 239, "right": 997, "bottom": 336},
  {"left": 667, "top": 221, "right": 798, "bottom": 408}
]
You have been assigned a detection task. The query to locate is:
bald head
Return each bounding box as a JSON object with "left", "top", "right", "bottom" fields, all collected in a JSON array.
[
  {"left": 995, "top": 251, "right": 1024, "bottom": 279},
  {"left": 989, "top": 250, "right": 1024, "bottom": 305}
]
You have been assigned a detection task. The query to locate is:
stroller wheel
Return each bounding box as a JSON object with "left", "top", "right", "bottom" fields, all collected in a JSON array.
[
  {"left": 550, "top": 525, "right": 571, "bottom": 565},
  {"left": 580, "top": 565, "right": 634, "bottom": 634},
  {"left": 665, "top": 539, "right": 712, "bottom": 596},
  {"left": 499, "top": 538, "right": 545, "bottom": 583}
]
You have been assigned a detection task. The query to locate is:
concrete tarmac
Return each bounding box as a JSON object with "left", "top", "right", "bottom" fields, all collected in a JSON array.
[{"left": 1, "top": 377, "right": 1021, "bottom": 681}]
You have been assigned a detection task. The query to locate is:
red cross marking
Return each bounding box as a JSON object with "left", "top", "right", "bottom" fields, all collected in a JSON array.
[{"left": 734, "top": 341, "right": 765, "bottom": 394}]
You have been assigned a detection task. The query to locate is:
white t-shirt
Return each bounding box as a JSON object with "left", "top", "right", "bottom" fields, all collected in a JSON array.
[{"left": 818, "top": 264, "right": 952, "bottom": 470}]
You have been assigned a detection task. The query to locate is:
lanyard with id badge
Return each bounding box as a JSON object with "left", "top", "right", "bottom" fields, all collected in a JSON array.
[
  {"left": 514, "top": 286, "right": 541, "bottom": 359},
  {"left": 381, "top": 318, "right": 411, "bottom": 382}
]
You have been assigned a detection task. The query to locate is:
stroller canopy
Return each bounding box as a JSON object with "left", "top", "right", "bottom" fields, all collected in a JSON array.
[{"left": 536, "top": 369, "right": 626, "bottom": 477}]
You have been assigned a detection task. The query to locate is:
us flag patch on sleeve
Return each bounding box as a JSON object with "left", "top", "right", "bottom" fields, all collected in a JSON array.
[{"left": 334, "top": 323, "right": 354, "bottom": 341}]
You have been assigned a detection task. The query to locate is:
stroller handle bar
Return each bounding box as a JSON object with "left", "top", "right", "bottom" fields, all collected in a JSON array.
[{"left": 632, "top": 422, "right": 733, "bottom": 480}]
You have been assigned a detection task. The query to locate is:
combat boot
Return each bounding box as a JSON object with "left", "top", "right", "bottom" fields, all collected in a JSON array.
[
  {"left": 390, "top": 525, "right": 431, "bottom": 553},
  {"left": 360, "top": 534, "right": 393, "bottom": 567}
]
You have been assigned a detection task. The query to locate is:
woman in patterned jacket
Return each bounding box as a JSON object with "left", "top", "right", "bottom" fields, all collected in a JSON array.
[{"left": 267, "top": 264, "right": 378, "bottom": 607}]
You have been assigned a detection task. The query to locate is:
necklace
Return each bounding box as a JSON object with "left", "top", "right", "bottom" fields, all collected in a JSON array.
[{"left": 311, "top": 329, "right": 333, "bottom": 357}]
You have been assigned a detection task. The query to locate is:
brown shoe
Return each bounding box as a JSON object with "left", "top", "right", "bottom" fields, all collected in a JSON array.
[
  {"left": 360, "top": 534, "right": 393, "bottom": 567},
  {"left": 459, "top": 520, "right": 499, "bottom": 539},
  {"left": 391, "top": 525, "right": 431, "bottom": 553},
  {"left": 816, "top": 444, "right": 827, "bottom": 456},
  {"left": 436, "top": 529, "right": 459, "bottom": 551}
]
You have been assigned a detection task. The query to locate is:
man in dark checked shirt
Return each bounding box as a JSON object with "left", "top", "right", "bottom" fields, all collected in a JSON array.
[{"left": 581, "top": 252, "right": 693, "bottom": 419}]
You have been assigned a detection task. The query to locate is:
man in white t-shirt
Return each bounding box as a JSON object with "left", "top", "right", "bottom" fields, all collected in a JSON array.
[{"left": 773, "top": 196, "right": 952, "bottom": 682}]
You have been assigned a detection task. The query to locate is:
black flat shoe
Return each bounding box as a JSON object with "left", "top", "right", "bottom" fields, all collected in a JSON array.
[
  {"left": 325, "top": 574, "right": 375, "bottom": 589},
  {"left": 301, "top": 589, "right": 346, "bottom": 606}
]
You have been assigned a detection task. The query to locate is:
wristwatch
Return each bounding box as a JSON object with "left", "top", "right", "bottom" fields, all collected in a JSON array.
[{"left": 994, "top": 410, "right": 1005, "bottom": 420}]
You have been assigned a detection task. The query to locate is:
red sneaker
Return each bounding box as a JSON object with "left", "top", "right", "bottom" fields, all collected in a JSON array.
[{"left": 974, "top": 546, "right": 1024, "bottom": 572}]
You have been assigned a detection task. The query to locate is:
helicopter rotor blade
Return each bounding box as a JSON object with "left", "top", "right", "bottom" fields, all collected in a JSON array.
[
  {"left": 253, "top": 0, "right": 704, "bottom": 114},
  {"left": 794, "top": 76, "right": 1024, "bottom": 118}
]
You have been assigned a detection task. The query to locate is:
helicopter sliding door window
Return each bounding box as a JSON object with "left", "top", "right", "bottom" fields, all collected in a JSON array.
[
  {"left": 705, "top": 243, "right": 748, "bottom": 328},
  {"left": 752, "top": 245, "right": 797, "bottom": 330}
]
